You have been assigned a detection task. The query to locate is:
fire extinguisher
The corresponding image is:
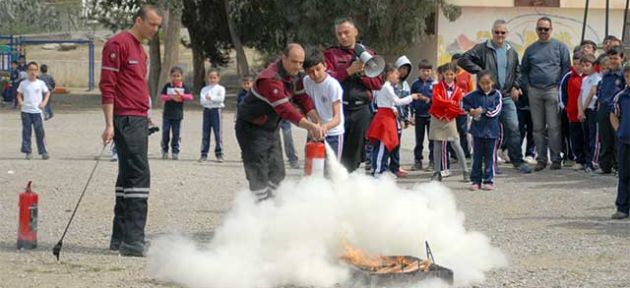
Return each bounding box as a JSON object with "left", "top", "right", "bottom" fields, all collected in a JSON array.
[
  {"left": 18, "top": 181, "right": 38, "bottom": 249},
  {"left": 305, "top": 141, "right": 326, "bottom": 177}
]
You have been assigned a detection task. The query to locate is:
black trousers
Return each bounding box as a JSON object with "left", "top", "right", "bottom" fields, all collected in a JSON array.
[
  {"left": 235, "top": 119, "right": 284, "bottom": 201},
  {"left": 455, "top": 115, "right": 471, "bottom": 157},
  {"left": 560, "top": 109, "right": 574, "bottom": 161},
  {"left": 414, "top": 116, "right": 432, "bottom": 162},
  {"left": 598, "top": 106, "right": 617, "bottom": 172},
  {"left": 341, "top": 105, "right": 372, "bottom": 172},
  {"left": 111, "top": 116, "right": 150, "bottom": 253}
]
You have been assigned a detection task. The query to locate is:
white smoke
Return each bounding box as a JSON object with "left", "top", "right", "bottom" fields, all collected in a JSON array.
[{"left": 147, "top": 145, "right": 507, "bottom": 287}]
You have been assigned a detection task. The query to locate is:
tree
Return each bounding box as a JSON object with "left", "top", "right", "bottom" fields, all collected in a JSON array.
[
  {"left": 180, "top": 0, "right": 232, "bottom": 94},
  {"left": 233, "top": 0, "right": 461, "bottom": 60},
  {"left": 0, "top": 0, "right": 63, "bottom": 34}
]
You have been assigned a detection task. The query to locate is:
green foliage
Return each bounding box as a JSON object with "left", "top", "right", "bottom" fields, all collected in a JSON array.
[
  {"left": 87, "top": 0, "right": 182, "bottom": 33},
  {"left": 0, "top": 0, "right": 63, "bottom": 34},
  {"left": 232, "top": 0, "right": 461, "bottom": 58},
  {"left": 181, "top": 0, "right": 231, "bottom": 67}
]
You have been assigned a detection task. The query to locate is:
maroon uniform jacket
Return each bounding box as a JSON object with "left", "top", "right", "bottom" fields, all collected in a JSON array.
[
  {"left": 324, "top": 45, "right": 383, "bottom": 109},
  {"left": 237, "top": 60, "right": 315, "bottom": 130},
  {"left": 100, "top": 31, "right": 150, "bottom": 117}
]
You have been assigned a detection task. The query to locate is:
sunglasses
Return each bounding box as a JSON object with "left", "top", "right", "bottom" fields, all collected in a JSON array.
[
  {"left": 536, "top": 27, "right": 550, "bottom": 32},
  {"left": 493, "top": 31, "right": 507, "bottom": 35}
]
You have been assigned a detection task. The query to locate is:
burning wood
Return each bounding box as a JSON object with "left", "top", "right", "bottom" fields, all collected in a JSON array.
[{"left": 340, "top": 241, "right": 432, "bottom": 274}]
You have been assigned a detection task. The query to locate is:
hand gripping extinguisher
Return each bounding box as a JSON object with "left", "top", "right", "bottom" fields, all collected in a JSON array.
[
  {"left": 305, "top": 141, "right": 326, "bottom": 177},
  {"left": 18, "top": 181, "right": 38, "bottom": 249}
]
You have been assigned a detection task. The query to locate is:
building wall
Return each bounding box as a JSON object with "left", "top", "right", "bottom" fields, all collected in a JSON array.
[{"left": 436, "top": 6, "right": 625, "bottom": 65}]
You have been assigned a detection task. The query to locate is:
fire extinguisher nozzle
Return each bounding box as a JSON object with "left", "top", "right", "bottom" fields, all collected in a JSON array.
[{"left": 52, "top": 241, "right": 62, "bottom": 261}]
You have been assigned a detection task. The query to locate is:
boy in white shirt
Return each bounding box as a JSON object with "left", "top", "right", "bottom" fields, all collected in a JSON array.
[
  {"left": 199, "top": 69, "right": 226, "bottom": 162},
  {"left": 17, "top": 62, "right": 50, "bottom": 160},
  {"left": 578, "top": 54, "right": 603, "bottom": 172},
  {"left": 303, "top": 49, "right": 345, "bottom": 158}
]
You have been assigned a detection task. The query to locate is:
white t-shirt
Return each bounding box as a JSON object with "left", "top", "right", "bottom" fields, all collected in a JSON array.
[
  {"left": 374, "top": 81, "right": 414, "bottom": 110},
  {"left": 303, "top": 75, "right": 345, "bottom": 136},
  {"left": 580, "top": 72, "right": 601, "bottom": 110},
  {"left": 17, "top": 79, "right": 49, "bottom": 114},
  {"left": 200, "top": 84, "right": 226, "bottom": 108}
]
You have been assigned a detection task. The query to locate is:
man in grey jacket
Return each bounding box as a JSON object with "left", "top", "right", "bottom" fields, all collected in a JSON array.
[
  {"left": 459, "top": 19, "right": 532, "bottom": 174},
  {"left": 521, "top": 17, "right": 571, "bottom": 171}
]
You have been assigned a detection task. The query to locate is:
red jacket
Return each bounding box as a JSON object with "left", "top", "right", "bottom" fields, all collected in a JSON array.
[
  {"left": 562, "top": 67, "right": 585, "bottom": 123},
  {"left": 324, "top": 46, "right": 383, "bottom": 105},
  {"left": 100, "top": 31, "right": 150, "bottom": 117},
  {"left": 429, "top": 81, "right": 464, "bottom": 121},
  {"left": 237, "top": 60, "right": 314, "bottom": 129}
]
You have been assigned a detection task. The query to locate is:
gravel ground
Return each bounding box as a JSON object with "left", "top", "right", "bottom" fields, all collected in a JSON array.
[{"left": 1, "top": 108, "right": 629, "bottom": 288}]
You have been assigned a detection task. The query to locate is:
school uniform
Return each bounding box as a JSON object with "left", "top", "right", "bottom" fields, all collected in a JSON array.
[
  {"left": 200, "top": 83, "right": 226, "bottom": 158},
  {"left": 597, "top": 68, "right": 625, "bottom": 172},
  {"left": 410, "top": 77, "right": 434, "bottom": 165},
  {"left": 160, "top": 82, "right": 193, "bottom": 155},
  {"left": 463, "top": 89, "right": 503, "bottom": 185},
  {"left": 612, "top": 87, "right": 630, "bottom": 214},
  {"left": 367, "top": 81, "right": 414, "bottom": 175}
]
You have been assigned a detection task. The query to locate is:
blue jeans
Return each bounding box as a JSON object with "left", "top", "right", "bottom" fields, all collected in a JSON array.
[
  {"left": 499, "top": 97, "right": 524, "bottom": 166},
  {"left": 21, "top": 112, "right": 47, "bottom": 155},
  {"left": 280, "top": 120, "right": 298, "bottom": 163},
  {"left": 471, "top": 137, "right": 496, "bottom": 184},
  {"left": 201, "top": 108, "right": 223, "bottom": 157},
  {"left": 161, "top": 118, "right": 182, "bottom": 154}
]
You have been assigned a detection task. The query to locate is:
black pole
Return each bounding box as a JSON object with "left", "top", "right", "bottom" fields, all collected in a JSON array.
[
  {"left": 606, "top": 0, "right": 610, "bottom": 37},
  {"left": 623, "top": 0, "right": 630, "bottom": 43},
  {"left": 581, "top": 0, "right": 590, "bottom": 43}
]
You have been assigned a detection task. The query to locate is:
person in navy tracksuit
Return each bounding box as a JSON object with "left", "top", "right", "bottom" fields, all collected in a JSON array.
[
  {"left": 462, "top": 70, "right": 503, "bottom": 191},
  {"left": 410, "top": 59, "right": 434, "bottom": 171},
  {"left": 610, "top": 65, "right": 630, "bottom": 219}
]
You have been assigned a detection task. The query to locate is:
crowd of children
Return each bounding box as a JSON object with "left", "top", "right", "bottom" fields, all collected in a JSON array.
[{"left": 5, "top": 35, "right": 630, "bottom": 220}]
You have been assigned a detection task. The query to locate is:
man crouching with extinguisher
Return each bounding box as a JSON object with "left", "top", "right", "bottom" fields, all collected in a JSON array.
[{"left": 236, "top": 43, "right": 325, "bottom": 202}]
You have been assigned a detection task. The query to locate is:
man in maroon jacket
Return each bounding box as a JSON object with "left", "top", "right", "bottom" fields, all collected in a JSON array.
[
  {"left": 236, "top": 43, "right": 324, "bottom": 202},
  {"left": 325, "top": 17, "right": 383, "bottom": 172},
  {"left": 100, "top": 5, "right": 162, "bottom": 257}
]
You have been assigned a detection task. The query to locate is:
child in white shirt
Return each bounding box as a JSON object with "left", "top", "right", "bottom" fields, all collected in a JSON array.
[
  {"left": 17, "top": 61, "right": 50, "bottom": 160},
  {"left": 366, "top": 64, "right": 421, "bottom": 176},
  {"left": 303, "top": 49, "right": 345, "bottom": 158},
  {"left": 199, "top": 69, "right": 226, "bottom": 162}
]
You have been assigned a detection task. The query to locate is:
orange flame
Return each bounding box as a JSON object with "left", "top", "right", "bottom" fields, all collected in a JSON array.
[{"left": 340, "top": 240, "right": 432, "bottom": 273}]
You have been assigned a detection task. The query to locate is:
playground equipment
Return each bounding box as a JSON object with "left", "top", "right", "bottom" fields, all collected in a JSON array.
[{"left": 0, "top": 35, "right": 95, "bottom": 90}]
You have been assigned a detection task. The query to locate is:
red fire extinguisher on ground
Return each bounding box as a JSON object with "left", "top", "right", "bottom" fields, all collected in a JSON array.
[
  {"left": 305, "top": 141, "right": 326, "bottom": 177},
  {"left": 18, "top": 181, "right": 38, "bottom": 249}
]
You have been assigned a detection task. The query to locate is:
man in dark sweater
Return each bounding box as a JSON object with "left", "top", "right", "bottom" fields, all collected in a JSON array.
[
  {"left": 459, "top": 19, "right": 532, "bottom": 174},
  {"left": 521, "top": 17, "right": 571, "bottom": 171}
]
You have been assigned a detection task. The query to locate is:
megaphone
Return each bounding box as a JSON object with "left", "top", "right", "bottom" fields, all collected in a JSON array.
[{"left": 355, "top": 43, "right": 385, "bottom": 78}]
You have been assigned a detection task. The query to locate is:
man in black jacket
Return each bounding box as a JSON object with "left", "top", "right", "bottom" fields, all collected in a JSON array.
[{"left": 459, "top": 19, "right": 532, "bottom": 173}]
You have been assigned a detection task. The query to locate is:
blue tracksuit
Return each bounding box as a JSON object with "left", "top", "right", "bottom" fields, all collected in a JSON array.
[
  {"left": 463, "top": 89, "right": 503, "bottom": 184},
  {"left": 410, "top": 77, "right": 434, "bottom": 163},
  {"left": 612, "top": 87, "right": 630, "bottom": 213},
  {"left": 598, "top": 69, "right": 625, "bottom": 172}
]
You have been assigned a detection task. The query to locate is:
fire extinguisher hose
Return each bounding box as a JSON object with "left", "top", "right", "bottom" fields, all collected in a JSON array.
[{"left": 53, "top": 144, "right": 108, "bottom": 261}]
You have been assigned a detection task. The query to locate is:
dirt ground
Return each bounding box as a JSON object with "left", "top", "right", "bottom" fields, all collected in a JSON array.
[{"left": 1, "top": 107, "right": 630, "bottom": 288}]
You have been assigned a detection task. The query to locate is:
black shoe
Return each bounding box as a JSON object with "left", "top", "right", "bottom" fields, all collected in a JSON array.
[
  {"left": 411, "top": 162, "right": 422, "bottom": 171},
  {"left": 109, "top": 241, "right": 120, "bottom": 251},
  {"left": 198, "top": 155, "right": 207, "bottom": 162},
  {"left": 430, "top": 172, "right": 442, "bottom": 182},
  {"left": 534, "top": 162, "right": 546, "bottom": 172},
  {"left": 289, "top": 161, "right": 300, "bottom": 169},
  {"left": 550, "top": 162, "right": 562, "bottom": 170},
  {"left": 611, "top": 211, "right": 629, "bottom": 220},
  {"left": 119, "top": 243, "right": 146, "bottom": 257}
]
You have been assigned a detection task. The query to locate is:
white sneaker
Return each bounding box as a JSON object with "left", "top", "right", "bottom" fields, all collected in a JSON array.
[
  {"left": 497, "top": 155, "right": 506, "bottom": 164},
  {"left": 572, "top": 163, "right": 584, "bottom": 171},
  {"left": 498, "top": 149, "right": 510, "bottom": 163},
  {"left": 524, "top": 156, "right": 537, "bottom": 165},
  {"left": 440, "top": 169, "right": 452, "bottom": 178}
]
